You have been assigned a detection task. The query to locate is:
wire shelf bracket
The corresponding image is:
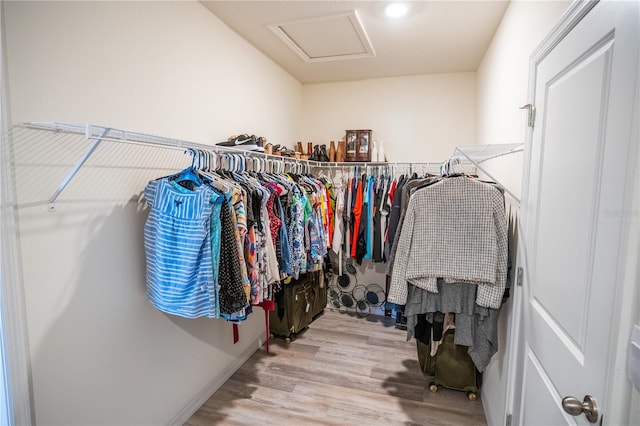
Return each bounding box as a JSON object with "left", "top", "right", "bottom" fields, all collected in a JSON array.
[
  {"left": 47, "top": 127, "right": 111, "bottom": 212},
  {"left": 450, "top": 143, "right": 524, "bottom": 204}
]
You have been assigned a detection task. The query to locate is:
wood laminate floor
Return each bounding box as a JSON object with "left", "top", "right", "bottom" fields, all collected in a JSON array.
[{"left": 185, "top": 309, "right": 487, "bottom": 426}]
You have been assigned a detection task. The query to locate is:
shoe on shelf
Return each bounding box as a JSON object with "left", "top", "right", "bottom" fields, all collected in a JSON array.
[
  {"left": 217, "top": 134, "right": 263, "bottom": 152},
  {"left": 280, "top": 148, "right": 296, "bottom": 157}
]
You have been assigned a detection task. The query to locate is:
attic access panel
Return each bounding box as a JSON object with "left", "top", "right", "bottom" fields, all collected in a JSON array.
[{"left": 269, "top": 10, "right": 375, "bottom": 63}]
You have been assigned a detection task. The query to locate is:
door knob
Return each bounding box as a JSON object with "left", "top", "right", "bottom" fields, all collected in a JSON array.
[{"left": 562, "top": 395, "right": 599, "bottom": 423}]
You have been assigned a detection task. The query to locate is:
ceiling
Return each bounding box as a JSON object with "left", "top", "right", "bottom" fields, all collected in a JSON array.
[{"left": 201, "top": 1, "right": 510, "bottom": 84}]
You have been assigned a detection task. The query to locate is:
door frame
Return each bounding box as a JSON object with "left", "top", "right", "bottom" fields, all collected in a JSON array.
[
  {"left": 506, "top": 0, "right": 640, "bottom": 424},
  {"left": 0, "top": 1, "right": 34, "bottom": 424}
]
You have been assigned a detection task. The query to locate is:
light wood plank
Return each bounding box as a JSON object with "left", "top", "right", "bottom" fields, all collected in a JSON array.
[{"left": 185, "top": 309, "right": 487, "bottom": 425}]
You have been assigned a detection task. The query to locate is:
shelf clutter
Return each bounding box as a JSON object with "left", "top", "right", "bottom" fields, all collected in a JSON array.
[{"left": 266, "top": 129, "right": 373, "bottom": 162}]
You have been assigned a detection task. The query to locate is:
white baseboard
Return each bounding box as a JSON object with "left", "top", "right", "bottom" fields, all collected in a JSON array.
[{"left": 168, "top": 332, "right": 266, "bottom": 425}]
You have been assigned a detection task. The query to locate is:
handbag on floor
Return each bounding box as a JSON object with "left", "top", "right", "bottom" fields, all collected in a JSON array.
[
  {"left": 418, "top": 328, "right": 481, "bottom": 397},
  {"left": 269, "top": 271, "right": 325, "bottom": 341}
]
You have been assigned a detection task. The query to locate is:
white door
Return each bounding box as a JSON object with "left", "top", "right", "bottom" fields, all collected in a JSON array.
[{"left": 519, "top": 1, "right": 639, "bottom": 425}]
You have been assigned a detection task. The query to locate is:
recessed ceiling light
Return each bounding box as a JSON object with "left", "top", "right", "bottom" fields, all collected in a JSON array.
[{"left": 385, "top": 3, "right": 408, "bottom": 18}]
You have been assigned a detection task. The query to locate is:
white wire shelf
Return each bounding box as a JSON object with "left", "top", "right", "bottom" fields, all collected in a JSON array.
[
  {"left": 13, "top": 122, "right": 524, "bottom": 210},
  {"left": 452, "top": 143, "right": 523, "bottom": 163},
  {"left": 449, "top": 143, "right": 524, "bottom": 203}
]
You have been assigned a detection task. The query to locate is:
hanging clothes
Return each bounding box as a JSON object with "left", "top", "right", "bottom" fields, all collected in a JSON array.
[
  {"left": 384, "top": 175, "right": 403, "bottom": 260},
  {"left": 403, "top": 281, "right": 499, "bottom": 372},
  {"left": 350, "top": 178, "right": 363, "bottom": 258},
  {"left": 355, "top": 176, "right": 368, "bottom": 264},
  {"left": 288, "top": 185, "right": 306, "bottom": 280},
  {"left": 373, "top": 175, "right": 390, "bottom": 262},
  {"left": 381, "top": 176, "right": 394, "bottom": 259},
  {"left": 144, "top": 177, "right": 219, "bottom": 319},
  {"left": 344, "top": 176, "right": 353, "bottom": 259},
  {"left": 386, "top": 175, "right": 439, "bottom": 276},
  {"left": 387, "top": 175, "right": 508, "bottom": 310},
  {"left": 143, "top": 162, "right": 333, "bottom": 324},
  {"left": 331, "top": 178, "right": 346, "bottom": 275},
  {"left": 218, "top": 196, "right": 250, "bottom": 315},
  {"left": 230, "top": 188, "right": 252, "bottom": 303},
  {"left": 364, "top": 174, "right": 375, "bottom": 260},
  {"left": 331, "top": 178, "right": 345, "bottom": 256}
]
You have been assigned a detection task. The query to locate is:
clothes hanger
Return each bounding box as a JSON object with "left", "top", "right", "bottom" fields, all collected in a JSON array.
[
  {"left": 169, "top": 148, "right": 203, "bottom": 186},
  {"left": 210, "top": 153, "right": 242, "bottom": 189},
  {"left": 199, "top": 152, "right": 231, "bottom": 194}
]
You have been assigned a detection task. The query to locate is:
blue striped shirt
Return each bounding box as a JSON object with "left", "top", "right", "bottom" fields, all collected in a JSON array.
[{"left": 144, "top": 178, "right": 218, "bottom": 318}]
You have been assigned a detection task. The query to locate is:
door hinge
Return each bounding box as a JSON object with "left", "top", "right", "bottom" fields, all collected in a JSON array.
[
  {"left": 506, "top": 413, "right": 512, "bottom": 426},
  {"left": 517, "top": 267, "right": 523, "bottom": 287},
  {"left": 519, "top": 104, "right": 536, "bottom": 128}
]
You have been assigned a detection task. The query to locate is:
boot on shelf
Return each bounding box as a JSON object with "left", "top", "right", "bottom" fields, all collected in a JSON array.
[
  {"left": 319, "top": 144, "right": 329, "bottom": 162},
  {"left": 329, "top": 140, "right": 336, "bottom": 162},
  {"left": 337, "top": 140, "right": 346, "bottom": 162}
]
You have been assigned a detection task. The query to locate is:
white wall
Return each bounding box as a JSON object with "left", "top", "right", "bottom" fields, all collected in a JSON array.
[
  {"left": 476, "top": 0, "right": 571, "bottom": 199},
  {"left": 4, "top": 1, "right": 302, "bottom": 425},
  {"left": 301, "top": 73, "right": 476, "bottom": 163},
  {"left": 474, "top": 1, "right": 570, "bottom": 425}
]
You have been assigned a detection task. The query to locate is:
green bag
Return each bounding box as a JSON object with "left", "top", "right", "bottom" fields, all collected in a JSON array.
[
  {"left": 269, "top": 271, "right": 326, "bottom": 339},
  {"left": 417, "top": 328, "right": 480, "bottom": 394},
  {"left": 432, "top": 329, "right": 479, "bottom": 393}
]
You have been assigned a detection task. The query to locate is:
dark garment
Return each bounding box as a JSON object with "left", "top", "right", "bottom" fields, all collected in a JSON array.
[
  {"left": 252, "top": 190, "right": 263, "bottom": 232},
  {"left": 432, "top": 312, "right": 445, "bottom": 341},
  {"left": 275, "top": 287, "right": 286, "bottom": 320},
  {"left": 384, "top": 175, "right": 406, "bottom": 261},
  {"left": 414, "top": 314, "right": 432, "bottom": 345},
  {"left": 218, "top": 200, "right": 249, "bottom": 314},
  {"left": 350, "top": 176, "right": 358, "bottom": 210},
  {"left": 355, "top": 180, "right": 369, "bottom": 264},
  {"left": 372, "top": 178, "right": 384, "bottom": 262},
  {"left": 280, "top": 192, "right": 292, "bottom": 229},
  {"left": 384, "top": 274, "right": 392, "bottom": 317},
  {"left": 504, "top": 211, "right": 518, "bottom": 300},
  {"left": 275, "top": 195, "right": 292, "bottom": 276}
]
